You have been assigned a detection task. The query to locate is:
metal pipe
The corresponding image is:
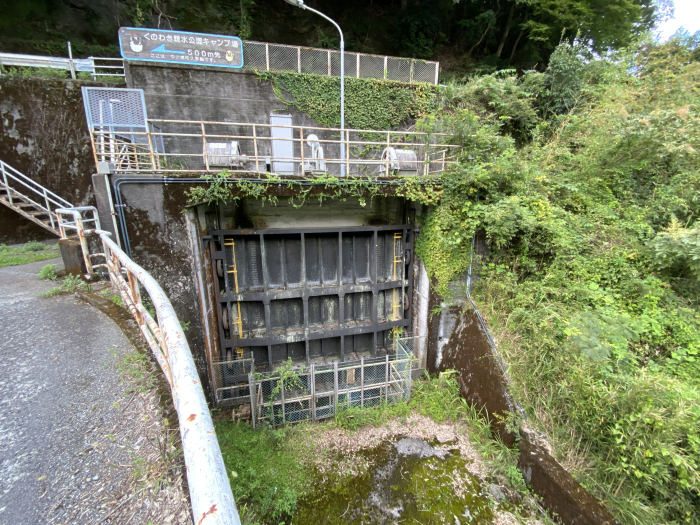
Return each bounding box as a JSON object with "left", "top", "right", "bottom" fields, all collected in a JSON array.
[{"left": 96, "top": 230, "right": 240, "bottom": 525}]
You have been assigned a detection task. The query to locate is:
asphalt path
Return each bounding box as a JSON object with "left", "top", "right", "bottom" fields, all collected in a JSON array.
[{"left": 0, "top": 259, "right": 192, "bottom": 524}]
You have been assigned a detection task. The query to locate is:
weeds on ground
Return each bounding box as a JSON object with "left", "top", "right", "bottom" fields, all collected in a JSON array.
[
  {"left": 216, "top": 420, "right": 312, "bottom": 524},
  {"left": 38, "top": 264, "right": 57, "bottom": 280},
  {"left": 112, "top": 348, "right": 155, "bottom": 393},
  {"left": 39, "top": 274, "right": 90, "bottom": 296},
  {"left": 0, "top": 241, "right": 60, "bottom": 267}
]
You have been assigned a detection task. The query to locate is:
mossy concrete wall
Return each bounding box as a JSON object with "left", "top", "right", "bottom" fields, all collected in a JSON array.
[{"left": 0, "top": 77, "right": 108, "bottom": 243}]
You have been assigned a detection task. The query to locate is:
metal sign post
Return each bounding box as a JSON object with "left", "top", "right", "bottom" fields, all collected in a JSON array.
[{"left": 118, "top": 27, "right": 243, "bottom": 69}]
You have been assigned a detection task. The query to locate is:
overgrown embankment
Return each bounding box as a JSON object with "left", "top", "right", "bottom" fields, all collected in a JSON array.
[{"left": 415, "top": 37, "right": 700, "bottom": 524}]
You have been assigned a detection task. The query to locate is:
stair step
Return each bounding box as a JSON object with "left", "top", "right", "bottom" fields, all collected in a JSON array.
[{"left": 25, "top": 210, "right": 50, "bottom": 216}]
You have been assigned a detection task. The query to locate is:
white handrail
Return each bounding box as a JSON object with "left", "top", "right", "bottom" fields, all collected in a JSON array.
[
  {"left": 56, "top": 208, "right": 240, "bottom": 525},
  {"left": 1, "top": 160, "right": 72, "bottom": 208}
]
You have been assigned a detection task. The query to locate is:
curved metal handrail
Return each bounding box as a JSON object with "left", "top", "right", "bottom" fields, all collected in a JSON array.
[{"left": 56, "top": 207, "right": 240, "bottom": 525}]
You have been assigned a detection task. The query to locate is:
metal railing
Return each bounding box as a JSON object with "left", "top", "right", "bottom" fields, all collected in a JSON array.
[
  {"left": 56, "top": 207, "right": 240, "bottom": 525},
  {"left": 233, "top": 342, "right": 413, "bottom": 427},
  {"left": 241, "top": 40, "right": 439, "bottom": 84},
  {"left": 0, "top": 43, "right": 437, "bottom": 84},
  {"left": 0, "top": 52, "right": 125, "bottom": 79},
  {"left": 0, "top": 159, "right": 73, "bottom": 234},
  {"left": 90, "top": 120, "right": 459, "bottom": 177}
]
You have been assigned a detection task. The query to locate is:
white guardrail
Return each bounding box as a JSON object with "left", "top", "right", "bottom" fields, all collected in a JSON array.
[
  {"left": 0, "top": 52, "right": 125, "bottom": 79},
  {"left": 56, "top": 207, "right": 240, "bottom": 525}
]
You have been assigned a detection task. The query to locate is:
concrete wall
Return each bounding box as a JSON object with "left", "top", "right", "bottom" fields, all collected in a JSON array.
[
  {"left": 126, "top": 62, "right": 349, "bottom": 173},
  {"left": 0, "top": 77, "right": 106, "bottom": 243}
]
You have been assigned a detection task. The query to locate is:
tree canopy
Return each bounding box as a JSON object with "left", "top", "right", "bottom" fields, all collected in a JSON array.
[{"left": 0, "top": 0, "right": 665, "bottom": 74}]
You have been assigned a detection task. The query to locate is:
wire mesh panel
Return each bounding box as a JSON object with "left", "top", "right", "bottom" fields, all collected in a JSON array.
[
  {"left": 359, "top": 54, "right": 385, "bottom": 79},
  {"left": 242, "top": 41, "right": 268, "bottom": 70},
  {"left": 212, "top": 357, "right": 254, "bottom": 406},
  {"left": 81, "top": 87, "right": 147, "bottom": 131},
  {"left": 249, "top": 352, "right": 413, "bottom": 427},
  {"left": 300, "top": 47, "right": 330, "bottom": 75},
  {"left": 387, "top": 58, "right": 412, "bottom": 83},
  {"left": 268, "top": 44, "right": 300, "bottom": 72},
  {"left": 413, "top": 60, "right": 438, "bottom": 83},
  {"left": 237, "top": 40, "right": 439, "bottom": 84}
]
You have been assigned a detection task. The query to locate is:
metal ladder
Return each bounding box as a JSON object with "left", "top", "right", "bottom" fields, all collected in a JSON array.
[{"left": 0, "top": 159, "right": 73, "bottom": 236}]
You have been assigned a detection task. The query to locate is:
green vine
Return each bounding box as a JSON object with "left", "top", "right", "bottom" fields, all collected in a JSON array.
[
  {"left": 186, "top": 170, "right": 445, "bottom": 209},
  {"left": 257, "top": 71, "right": 439, "bottom": 130}
]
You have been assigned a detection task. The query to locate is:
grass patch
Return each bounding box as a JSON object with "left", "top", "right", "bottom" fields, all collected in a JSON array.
[
  {"left": 215, "top": 372, "right": 544, "bottom": 524},
  {"left": 39, "top": 274, "right": 91, "bottom": 297},
  {"left": 0, "top": 242, "right": 60, "bottom": 267}
]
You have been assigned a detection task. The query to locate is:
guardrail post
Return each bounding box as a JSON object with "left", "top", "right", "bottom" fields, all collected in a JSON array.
[
  {"left": 299, "top": 127, "right": 305, "bottom": 174},
  {"left": 75, "top": 214, "right": 94, "bottom": 275},
  {"left": 280, "top": 378, "right": 286, "bottom": 425},
  {"left": 297, "top": 47, "right": 301, "bottom": 73},
  {"left": 146, "top": 130, "right": 157, "bottom": 171},
  {"left": 356, "top": 53, "right": 360, "bottom": 78},
  {"left": 43, "top": 188, "right": 55, "bottom": 230},
  {"left": 360, "top": 357, "right": 364, "bottom": 408},
  {"left": 127, "top": 269, "right": 142, "bottom": 325},
  {"left": 383, "top": 56, "right": 387, "bottom": 80},
  {"left": 410, "top": 60, "right": 414, "bottom": 83},
  {"left": 345, "top": 130, "right": 350, "bottom": 175},
  {"left": 327, "top": 50, "right": 331, "bottom": 76},
  {"left": 310, "top": 363, "right": 316, "bottom": 421},
  {"left": 90, "top": 57, "right": 97, "bottom": 81},
  {"left": 333, "top": 361, "right": 339, "bottom": 416},
  {"left": 385, "top": 354, "right": 389, "bottom": 404},
  {"left": 201, "top": 122, "right": 210, "bottom": 172},
  {"left": 265, "top": 43, "right": 270, "bottom": 71},
  {"left": 434, "top": 62, "right": 439, "bottom": 85},
  {"left": 252, "top": 125, "right": 260, "bottom": 173}
]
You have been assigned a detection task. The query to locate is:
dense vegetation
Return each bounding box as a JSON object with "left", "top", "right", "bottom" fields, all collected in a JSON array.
[
  {"left": 413, "top": 35, "right": 700, "bottom": 524},
  {"left": 0, "top": 0, "right": 667, "bottom": 75}
]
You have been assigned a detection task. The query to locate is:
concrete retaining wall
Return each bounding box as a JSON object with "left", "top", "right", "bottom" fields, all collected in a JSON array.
[{"left": 0, "top": 77, "right": 108, "bottom": 243}]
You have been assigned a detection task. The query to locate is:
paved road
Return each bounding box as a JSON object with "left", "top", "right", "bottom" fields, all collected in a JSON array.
[{"left": 0, "top": 259, "right": 191, "bottom": 524}]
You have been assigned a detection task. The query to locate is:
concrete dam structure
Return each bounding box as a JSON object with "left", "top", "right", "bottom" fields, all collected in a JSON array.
[{"left": 0, "top": 37, "right": 618, "bottom": 524}]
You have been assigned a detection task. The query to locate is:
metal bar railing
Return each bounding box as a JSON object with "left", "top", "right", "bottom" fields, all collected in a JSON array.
[
  {"left": 89, "top": 120, "right": 460, "bottom": 176},
  {"left": 56, "top": 207, "right": 240, "bottom": 525},
  {"left": 0, "top": 43, "right": 436, "bottom": 83},
  {"left": 0, "top": 52, "right": 125, "bottom": 78},
  {"left": 0, "top": 159, "right": 73, "bottom": 232}
]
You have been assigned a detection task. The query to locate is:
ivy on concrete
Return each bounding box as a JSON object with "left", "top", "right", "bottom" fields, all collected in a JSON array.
[
  {"left": 185, "top": 170, "right": 443, "bottom": 209},
  {"left": 257, "top": 71, "right": 439, "bottom": 130}
]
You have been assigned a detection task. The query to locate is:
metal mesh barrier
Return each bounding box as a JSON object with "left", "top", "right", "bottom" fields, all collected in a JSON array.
[
  {"left": 248, "top": 351, "right": 414, "bottom": 427},
  {"left": 240, "top": 40, "right": 439, "bottom": 84},
  {"left": 213, "top": 357, "right": 254, "bottom": 406}
]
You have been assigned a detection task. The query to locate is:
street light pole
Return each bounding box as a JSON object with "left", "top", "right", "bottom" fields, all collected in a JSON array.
[{"left": 283, "top": 0, "right": 346, "bottom": 175}]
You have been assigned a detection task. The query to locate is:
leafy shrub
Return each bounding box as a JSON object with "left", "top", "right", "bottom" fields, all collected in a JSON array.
[
  {"left": 38, "top": 264, "right": 58, "bottom": 281},
  {"left": 22, "top": 241, "right": 46, "bottom": 252}
]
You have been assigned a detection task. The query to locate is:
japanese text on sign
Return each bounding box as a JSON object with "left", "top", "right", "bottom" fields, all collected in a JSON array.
[{"left": 118, "top": 27, "right": 243, "bottom": 68}]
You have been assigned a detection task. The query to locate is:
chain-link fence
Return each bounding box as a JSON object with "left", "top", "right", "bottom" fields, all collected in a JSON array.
[
  {"left": 248, "top": 347, "right": 413, "bottom": 427},
  {"left": 241, "top": 40, "right": 439, "bottom": 84}
]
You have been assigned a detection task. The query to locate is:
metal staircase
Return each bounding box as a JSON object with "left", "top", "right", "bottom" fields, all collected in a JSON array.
[{"left": 0, "top": 159, "right": 73, "bottom": 236}]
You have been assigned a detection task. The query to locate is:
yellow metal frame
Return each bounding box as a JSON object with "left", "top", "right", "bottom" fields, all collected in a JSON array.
[
  {"left": 392, "top": 232, "right": 403, "bottom": 322},
  {"left": 224, "top": 239, "right": 245, "bottom": 358}
]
